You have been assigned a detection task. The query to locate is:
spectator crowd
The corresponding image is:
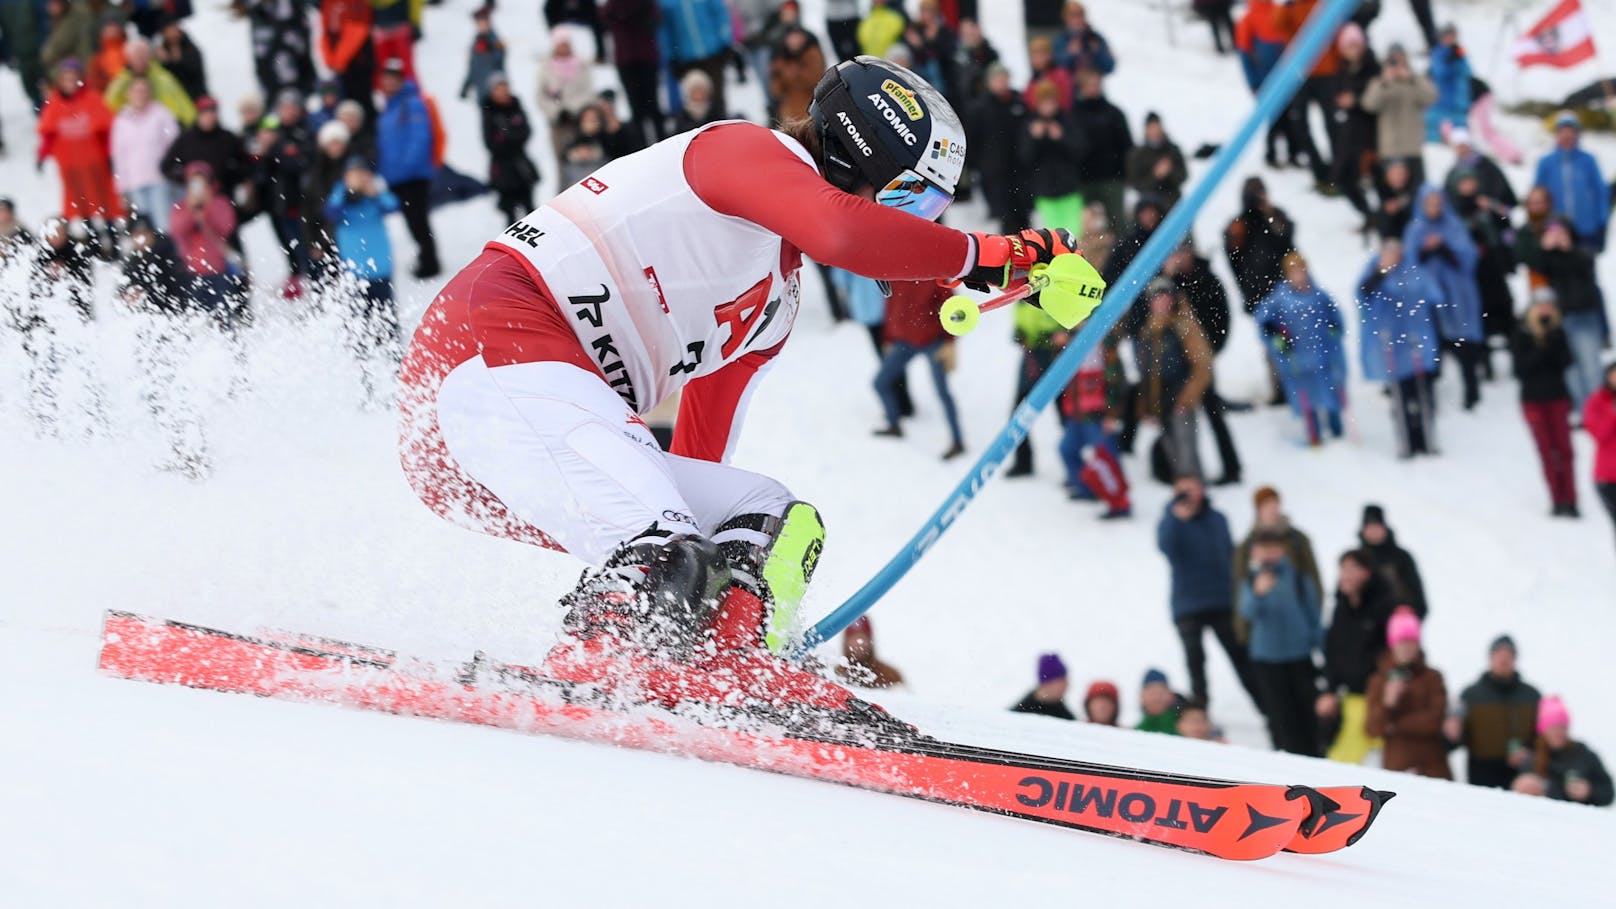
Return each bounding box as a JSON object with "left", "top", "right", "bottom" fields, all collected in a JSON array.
[{"left": 0, "top": 0, "right": 1611, "bottom": 804}]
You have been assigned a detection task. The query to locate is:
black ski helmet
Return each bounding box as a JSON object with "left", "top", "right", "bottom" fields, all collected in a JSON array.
[{"left": 808, "top": 56, "right": 966, "bottom": 221}]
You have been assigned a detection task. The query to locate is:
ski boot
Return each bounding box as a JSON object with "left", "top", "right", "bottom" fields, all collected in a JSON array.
[{"left": 556, "top": 528, "right": 731, "bottom": 660}]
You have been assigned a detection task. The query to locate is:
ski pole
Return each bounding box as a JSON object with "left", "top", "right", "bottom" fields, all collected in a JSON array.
[
  {"left": 938, "top": 270, "right": 1049, "bottom": 337},
  {"left": 938, "top": 253, "right": 1106, "bottom": 337}
]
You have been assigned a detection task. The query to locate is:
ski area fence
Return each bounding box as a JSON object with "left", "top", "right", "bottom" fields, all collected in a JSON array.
[{"left": 800, "top": 0, "right": 1364, "bottom": 654}]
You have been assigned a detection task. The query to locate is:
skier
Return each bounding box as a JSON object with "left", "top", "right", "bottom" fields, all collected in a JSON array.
[{"left": 399, "top": 57, "right": 1092, "bottom": 663}]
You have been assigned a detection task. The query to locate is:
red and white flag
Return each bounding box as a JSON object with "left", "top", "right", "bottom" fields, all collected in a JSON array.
[{"left": 1513, "top": 0, "right": 1598, "bottom": 69}]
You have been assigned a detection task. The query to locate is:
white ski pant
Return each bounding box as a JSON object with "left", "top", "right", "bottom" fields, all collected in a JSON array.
[{"left": 434, "top": 359, "right": 792, "bottom": 563}]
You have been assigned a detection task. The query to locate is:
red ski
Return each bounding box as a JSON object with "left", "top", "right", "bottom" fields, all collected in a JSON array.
[{"left": 98, "top": 611, "right": 1384, "bottom": 861}]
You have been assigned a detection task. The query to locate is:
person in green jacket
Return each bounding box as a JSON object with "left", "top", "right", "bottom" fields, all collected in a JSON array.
[
  {"left": 1136, "top": 667, "right": 1182, "bottom": 735},
  {"left": 105, "top": 36, "right": 196, "bottom": 126},
  {"left": 1005, "top": 298, "right": 1064, "bottom": 477},
  {"left": 857, "top": 0, "right": 906, "bottom": 58}
]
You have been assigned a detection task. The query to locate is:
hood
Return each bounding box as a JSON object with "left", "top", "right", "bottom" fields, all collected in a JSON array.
[{"left": 183, "top": 160, "right": 216, "bottom": 185}]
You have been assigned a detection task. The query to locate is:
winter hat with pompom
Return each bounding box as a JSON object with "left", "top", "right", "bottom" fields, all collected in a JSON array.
[
  {"left": 1536, "top": 696, "right": 1570, "bottom": 733},
  {"left": 1387, "top": 607, "right": 1422, "bottom": 646}
]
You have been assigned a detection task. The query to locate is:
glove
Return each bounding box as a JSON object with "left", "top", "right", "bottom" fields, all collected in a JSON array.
[{"left": 963, "top": 228, "right": 1078, "bottom": 290}]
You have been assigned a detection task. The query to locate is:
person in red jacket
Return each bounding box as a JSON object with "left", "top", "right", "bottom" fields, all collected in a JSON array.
[
  {"left": 37, "top": 59, "right": 124, "bottom": 224},
  {"left": 872, "top": 280, "right": 965, "bottom": 459},
  {"left": 398, "top": 58, "right": 1092, "bottom": 663},
  {"left": 1586, "top": 362, "right": 1616, "bottom": 550},
  {"left": 319, "top": 0, "right": 376, "bottom": 123},
  {"left": 168, "top": 160, "right": 239, "bottom": 322}
]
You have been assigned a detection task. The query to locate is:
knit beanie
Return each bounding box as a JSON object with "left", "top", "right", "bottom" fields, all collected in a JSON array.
[
  {"left": 1141, "top": 667, "right": 1169, "bottom": 689},
  {"left": 1536, "top": 696, "right": 1570, "bottom": 734},
  {"left": 1038, "top": 653, "right": 1068, "bottom": 684},
  {"left": 1386, "top": 607, "right": 1422, "bottom": 646}
]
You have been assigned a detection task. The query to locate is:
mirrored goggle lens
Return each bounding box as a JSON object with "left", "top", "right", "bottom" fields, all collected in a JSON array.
[{"left": 875, "top": 170, "right": 953, "bottom": 222}]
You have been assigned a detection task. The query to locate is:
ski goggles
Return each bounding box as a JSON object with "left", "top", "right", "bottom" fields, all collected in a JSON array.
[{"left": 876, "top": 169, "right": 953, "bottom": 222}]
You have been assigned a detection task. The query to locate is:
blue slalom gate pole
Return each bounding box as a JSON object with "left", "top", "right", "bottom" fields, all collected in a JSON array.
[{"left": 801, "top": 0, "right": 1362, "bottom": 653}]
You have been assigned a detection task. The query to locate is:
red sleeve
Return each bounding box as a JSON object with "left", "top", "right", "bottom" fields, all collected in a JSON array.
[
  {"left": 684, "top": 123, "right": 974, "bottom": 282},
  {"left": 670, "top": 347, "right": 776, "bottom": 463}
]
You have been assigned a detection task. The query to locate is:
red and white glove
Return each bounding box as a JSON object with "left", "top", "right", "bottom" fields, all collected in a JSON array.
[{"left": 962, "top": 228, "right": 1079, "bottom": 290}]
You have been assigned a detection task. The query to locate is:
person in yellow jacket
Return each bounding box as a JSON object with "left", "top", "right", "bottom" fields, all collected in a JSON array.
[
  {"left": 857, "top": 0, "right": 907, "bottom": 58},
  {"left": 105, "top": 37, "right": 196, "bottom": 127}
]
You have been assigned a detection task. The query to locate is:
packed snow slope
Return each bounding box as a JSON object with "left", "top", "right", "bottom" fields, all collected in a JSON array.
[{"left": 2, "top": 0, "right": 1613, "bottom": 904}]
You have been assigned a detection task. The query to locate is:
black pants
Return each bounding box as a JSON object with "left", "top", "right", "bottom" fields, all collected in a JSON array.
[
  {"left": 1009, "top": 346, "right": 1055, "bottom": 474},
  {"left": 1467, "top": 758, "right": 1518, "bottom": 790},
  {"left": 617, "top": 61, "right": 665, "bottom": 144},
  {"left": 338, "top": 45, "right": 377, "bottom": 126},
  {"left": 1409, "top": 0, "right": 1439, "bottom": 47},
  {"left": 1599, "top": 483, "right": 1616, "bottom": 550},
  {"left": 1392, "top": 373, "right": 1437, "bottom": 456},
  {"left": 827, "top": 18, "right": 861, "bottom": 63},
  {"left": 1205, "top": 7, "right": 1235, "bottom": 53},
  {"left": 1285, "top": 78, "right": 1333, "bottom": 184},
  {"left": 1253, "top": 659, "right": 1320, "bottom": 756},
  {"left": 392, "top": 179, "right": 439, "bottom": 275},
  {"left": 1202, "top": 386, "right": 1242, "bottom": 481},
  {"left": 1441, "top": 339, "right": 1483, "bottom": 409},
  {"left": 1174, "top": 610, "right": 1264, "bottom": 711}
]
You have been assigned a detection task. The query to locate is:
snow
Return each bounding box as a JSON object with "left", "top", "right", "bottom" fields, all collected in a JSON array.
[{"left": 2, "top": 0, "right": 1613, "bottom": 904}]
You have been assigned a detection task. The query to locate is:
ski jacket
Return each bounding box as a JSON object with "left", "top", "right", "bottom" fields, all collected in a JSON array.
[
  {"left": 1157, "top": 500, "right": 1235, "bottom": 619},
  {"left": 162, "top": 123, "right": 249, "bottom": 193},
  {"left": 857, "top": 6, "right": 906, "bottom": 58},
  {"left": 1134, "top": 311, "right": 1212, "bottom": 419},
  {"left": 1239, "top": 557, "right": 1322, "bottom": 664},
  {"left": 1021, "top": 64, "right": 1073, "bottom": 112},
  {"left": 1424, "top": 44, "right": 1471, "bottom": 141},
  {"left": 41, "top": 0, "right": 97, "bottom": 75},
  {"left": 157, "top": 30, "right": 210, "bottom": 102},
  {"left": 111, "top": 102, "right": 181, "bottom": 192},
  {"left": 1223, "top": 205, "right": 1295, "bottom": 309},
  {"left": 1172, "top": 255, "right": 1231, "bottom": 353},
  {"left": 411, "top": 121, "right": 973, "bottom": 465},
  {"left": 1533, "top": 741, "right": 1616, "bottom": 807},
  {"left": 535, "top": 52, "right": 598, "bottom": 125},
  {"left": 169, "top": 166, "right": 238, "bottom": 277},
  {"left": 1233, "top": 520, "right": 1322, "bottom": 628},
  {"left": 1515, "top": 222, "right": 1602, "bottom": 316},
  {"left": 1068, "top": 95, "right": 1132, "bottom": 183},
  {"left": 325, "top": 184, "right": 400, "bottom": 280},
  {"left": 319, "top": 0, "right": 374, "bottom": 75},
  {"left": 1357, "top": 529, "right": 1428, "bottom": 618},
  {"left": 1457, "top": 672, "right": 1541, "bottom": 763},
  {"left": 1273, "top": 0, "right": 1340, "bottom": 78},
  {"left": 1135, "top": 709, "right": 1180, "bottom": 735},
  {"left": 1366, "top": 652, "right": 1452, "bottom": 779},
  {"left": 1125, "top": 140, "right": 1188, "bottom": 209},
  {"left": 1253, "top": 280, "right": 1347, "bottom": 409},
  {"left": 768, "top": 32, "right": 826, "bottom": 124},
  {"left": 1532, "top": 145, "right": 1609, "bottom": 245},
  {"left": 1510, "top": 321, "right": 1573, "bottom": 404},
  {"left": 106, "top": 60, "right": 197, "bottom": 127},
  {"left": 964, "top": 90, "right": 1027, "bottom": 209},
  {"left": 1052, "top": 25, "right": 1114, "bottom": 75},
  {"left": 483, "top": 95, "right": 540, "bottom": 196},
  {"left": 1321, "top": 574, "right": 1396, "bottom": 695},
  {"left": 1018, "top": 112, "right": 1084, "bottom": 201},
  {"left": 1011, "top": 693, "right": 1076, "bottom": 721},
  {"left": 881, "top": 280, "right": 952, "bottom": 348},
  {"left": 1585, "top": 386, "right": 1616, "bottom": 484},
  {"left": 657, "top": 0, "right": 730, "bottom": 65},
  {"left": 37, "top": 85, "right": 114, "bottom": 170},
  {"left": 1355, "top": 257, "right": 1440, "bottom": 383},
  {"left": 1404, "top": 186, "right": 1483, "bottom": 342},
  {"left": 376, "top": 80, "right": 436, "bottom": 184},
  {"left": 1361, "top": 72, "right": 1436, "bottom": 161}
]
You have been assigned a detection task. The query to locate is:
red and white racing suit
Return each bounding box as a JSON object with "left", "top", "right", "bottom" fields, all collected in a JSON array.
[{"left": 399, "top": 121, "right": 974, "bottom": 562}]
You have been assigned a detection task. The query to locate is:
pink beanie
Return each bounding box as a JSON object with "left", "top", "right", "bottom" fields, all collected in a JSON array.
[
  {"left": 1537, "top": 696, "right": 1570, "bottom": 734},
  {"left": 1386, "top": 607, "right": 1421, "bottom": 647}
]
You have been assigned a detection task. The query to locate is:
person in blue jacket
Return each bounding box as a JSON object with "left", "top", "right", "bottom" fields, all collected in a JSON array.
[
  {"left": 1358, "top": 235, "right": 1443, "bottom": 457},
  {"left": 375, "top": 59, "right": 439, "bottom": 279},
  {"left": 1238, "top": 527, "right": 1322, "bottom": 755},
  {"left": 1424, "top": 25, "right": 1470, "bottom": 142},
  {"left": 1254, "top": 251, "right": 1347, "bottom": 445},
  {"left": 1533, "top": 111, "right": 1610, "bottom": 253},
  {"left": 1156, "top": 473, "right": 1264, "bottom": 713},
  {"left": 658, "top": 0, "right": 733, "bottom": 124},
  {"left": 326, "top": 156, "right": 402, "bottom": 396},
  {"left": 1405, "top": 184, "right": 1484, "bottom": 410}
]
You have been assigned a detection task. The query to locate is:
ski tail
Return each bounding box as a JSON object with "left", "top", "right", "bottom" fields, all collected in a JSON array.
[
  {"left": 97, "top": 612, "right": 1377, "bottom": 861},
  {"left": 1286, "top": 785, "right": 1397, "bottom": 854}
]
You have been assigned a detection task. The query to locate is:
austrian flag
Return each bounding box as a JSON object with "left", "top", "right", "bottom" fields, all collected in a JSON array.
[{"left": 1514, "top": 0, "right": 1598, "bottom": 69}]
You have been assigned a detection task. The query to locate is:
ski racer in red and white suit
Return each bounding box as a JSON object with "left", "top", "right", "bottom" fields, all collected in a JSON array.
[{"left": 398, "top": 57, "right": 1076, "bottom": 652}]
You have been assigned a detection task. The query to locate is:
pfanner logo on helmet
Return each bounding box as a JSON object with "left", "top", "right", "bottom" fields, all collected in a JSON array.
[
  {"left": 880, "top": 79, "right": 924, "bottom": 121},
  {"left": 836, "top": 111, "right": 874, "bottom": 157},
  {"left": 866, "top": 93, "right": 919, "bottom": 146}
]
